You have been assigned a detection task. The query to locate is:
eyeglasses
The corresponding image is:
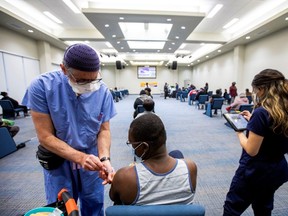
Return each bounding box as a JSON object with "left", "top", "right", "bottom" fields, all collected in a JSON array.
[
  {"left": 68, "top": 69, "right": 102, "bottom": 85},
  {"left": 126, "top": 141, "right": 143, "bottom": 147}
]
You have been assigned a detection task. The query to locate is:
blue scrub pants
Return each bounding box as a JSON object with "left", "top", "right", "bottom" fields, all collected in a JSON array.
[
  {"left": 223, "top": 158, "right": 288, "bottom": 216},
  {"left": 44, "top": 160, "right": 104, "bottom": 216}
]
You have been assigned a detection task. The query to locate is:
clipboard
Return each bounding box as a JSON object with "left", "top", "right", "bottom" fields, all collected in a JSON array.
[{"left": 223, "top": 113, "right": 248, "bottom": 131}]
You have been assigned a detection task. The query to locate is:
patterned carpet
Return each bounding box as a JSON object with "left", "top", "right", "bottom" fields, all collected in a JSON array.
[{"left": 0, "top": 94, "right": 287, "bottom": 216}]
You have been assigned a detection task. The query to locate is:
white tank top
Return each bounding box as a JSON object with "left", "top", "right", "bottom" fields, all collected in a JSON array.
[{"left": 133, "top": 159, "right": 195, "bottom": 205}]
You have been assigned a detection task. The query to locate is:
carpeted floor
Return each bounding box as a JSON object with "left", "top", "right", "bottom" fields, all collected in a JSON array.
[{"left": 0, "top": 94, "right": 287, "bottom": 216}]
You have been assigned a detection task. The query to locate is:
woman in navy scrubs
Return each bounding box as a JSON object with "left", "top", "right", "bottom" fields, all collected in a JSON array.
[{"left": 223, "top": 69, "right": 288, "bottom": 216}]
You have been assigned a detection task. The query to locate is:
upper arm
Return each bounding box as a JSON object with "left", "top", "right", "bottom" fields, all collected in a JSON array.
[
  {"left": 184, "top": 159, "right": 197, "bottom": 191},
  {"left": 110, "top": 167, "right": 137, "bottom": 204}
]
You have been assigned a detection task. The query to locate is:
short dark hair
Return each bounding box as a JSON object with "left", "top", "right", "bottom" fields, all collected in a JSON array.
[
  {"left": 129, "top": 113, "right": 166, "bottom": 148},
  {"left": 143, "top": 99, "right": 154, "bottom": 111}
]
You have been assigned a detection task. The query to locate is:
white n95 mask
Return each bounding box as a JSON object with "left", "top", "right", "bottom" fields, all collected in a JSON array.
[{"left": 68, "top": 80, "right": 101, "bottom": 94}]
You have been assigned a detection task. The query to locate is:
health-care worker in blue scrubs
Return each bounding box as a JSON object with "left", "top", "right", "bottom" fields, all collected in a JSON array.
[
  {"left": 223, "top": 69, "right": 288, "bottom": 216},
  {"left": 27, "top": 43, "right": 117, "bottom": 216}
]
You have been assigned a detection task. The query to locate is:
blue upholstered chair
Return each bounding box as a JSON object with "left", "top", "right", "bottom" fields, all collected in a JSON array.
[
  {"left": 195, "top": 95, "right": 208, "bottom": 109},
  {"left": 0, "top": 100, "right": 25, "bottom": 119},
  {"left": 188, "top": 94, "right": 196, "bottom": 105},
  {"left": 0, "top": 127, "right": 17, "bottom": 158},
  {"left": 105, "top": 204, "right": 205, "bottom": 216},
  {"left": 180, "top": 91, "right": 188, "bottom": 102},
  {"left": 246, "top": 95, "right": 253, "bottom": 104},
  {"left": 137, "top": 105, "right": 145, "bottom": 114},
  {"left": 204, "top": 98, "right": 224, "bottom": 117}
]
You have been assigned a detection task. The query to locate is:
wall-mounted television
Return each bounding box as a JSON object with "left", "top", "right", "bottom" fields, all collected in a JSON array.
[{"left": 137, "top": 66, "right": 157, "bottom": 79}]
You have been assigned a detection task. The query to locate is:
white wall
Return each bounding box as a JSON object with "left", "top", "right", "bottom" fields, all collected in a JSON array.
[{"left": 192, "top": 27, "right": 288, "bottom": 94}]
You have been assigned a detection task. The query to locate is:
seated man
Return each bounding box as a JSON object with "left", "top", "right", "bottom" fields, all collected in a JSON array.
[
  {"left": 136, "top": 98, "right": 155, "bottom": 118},
  {"left": 109, "top": 113, "right": 197, "bottom": 205},
  {"left": 133, "top": 90, "right": 152, "bottom": 118},
  {"left": 204, "top": 89, "right": 223, "bottom": 115},
  {"left": 1, "top": 91, "right": 30, "bottom": 116}
]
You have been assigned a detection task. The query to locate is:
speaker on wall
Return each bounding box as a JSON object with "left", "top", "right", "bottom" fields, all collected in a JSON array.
[
  {"left": 116, "top": 60, "right": 122, "bottom": 70},
  {"left": 172, "top": 61, "right": 177, "bottom": 70}
]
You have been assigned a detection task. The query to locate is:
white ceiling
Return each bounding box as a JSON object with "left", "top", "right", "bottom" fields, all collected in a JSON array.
[{"left": 0, "top": 0, "right": 288, "bottom": 67}]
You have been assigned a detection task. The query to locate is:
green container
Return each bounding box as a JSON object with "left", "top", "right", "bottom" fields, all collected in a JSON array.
[{"left": 1, "top": 118, "right": 15, "bottom": 126}]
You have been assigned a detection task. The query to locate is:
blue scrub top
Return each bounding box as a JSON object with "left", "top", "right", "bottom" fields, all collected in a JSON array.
[
  {"left": 27, "top": 70, "right": 117, "bottom": 152},
  {"left": 240, "top": 106, "right": 288, "bottom": 164}
]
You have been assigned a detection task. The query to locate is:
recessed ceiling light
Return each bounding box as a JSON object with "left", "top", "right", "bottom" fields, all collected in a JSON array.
[
  {"left": 218, "top": 50, "right": 221, "bottom": 52},
  {"left": 285, "top": 17, "right": 288, "bottom": 21},
  {"left": 223, "top": 18, "right": 239, "bottom": 29},
  {"left": 207, "top": 4, "right": 223, "bottom": 18},
  {"left": 246, "top": 36, "right": 251, "bottom": 40},
  {"left": 28, "top": 29, "right": 33, "bottom": 33},
  {"left": 119, "top": 22, "right": 172, "bottom": 40},
  {"left": 117, "top": 41, "right": 120, "bottom": 44},
  {"left": 175, "top": 36, "right": 179, "bottom": 39},
  {"left": 43, "top": 11, "right": 63, "bottom": 24},
  {"left": 181, "top": 26, "right": 186, "bottom": 29},
  {"left": 105, "top": 24, "right": 109, "bottom": 27},
  {"left": 62, "top": 0, "right": 81, "bottom": 14},
  {"left": 206, "top": 56, "right": 209, "bottom": 58},
  {"left": 172, "top": 42, "right": 175, "bottom": 45},
  {"left": 119, "top": 17, "right": 124, "bottom": 20},
  {"left": 112, "top": 35, "right": 116, "bottom": 38},
  {"left": 167, "top": 18, "right": 171, "bottom": 22}
]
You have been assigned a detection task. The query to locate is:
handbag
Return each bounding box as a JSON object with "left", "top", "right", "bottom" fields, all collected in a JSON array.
[{"left": 36, "top": 145, "right": 65, "bottom": 170}]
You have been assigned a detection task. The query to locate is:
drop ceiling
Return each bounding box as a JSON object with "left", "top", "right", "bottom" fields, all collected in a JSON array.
[{"left": 0, "top": 0, "right": 287, "bottom": 67}]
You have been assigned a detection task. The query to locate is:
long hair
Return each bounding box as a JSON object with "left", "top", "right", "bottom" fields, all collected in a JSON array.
[{"left": 252, "top": 69, "right": 288, "bottom": 136}]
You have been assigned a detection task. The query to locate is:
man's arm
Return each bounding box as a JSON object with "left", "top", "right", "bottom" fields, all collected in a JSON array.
[
  {"left": 109, "top": 166, "right": 137, "bottom": 204},
  {"left": 97, "top": 121, "right": 114, "bottom": 184},
  {"left": 185, "top": 159, "right": 197, "bottom": 192},
  {"left": 31, "top": 110, "right": 103, "bottom": 171}
]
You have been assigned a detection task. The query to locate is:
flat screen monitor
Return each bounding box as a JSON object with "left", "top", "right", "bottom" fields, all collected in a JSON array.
[{"left": 137, "top": 66, "right": 156, "bottom": 79}]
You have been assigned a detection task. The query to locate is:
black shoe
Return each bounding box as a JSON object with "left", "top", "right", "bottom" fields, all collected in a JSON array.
[{"left": 16, "top": 143, "right": 26, "bottom": 150}]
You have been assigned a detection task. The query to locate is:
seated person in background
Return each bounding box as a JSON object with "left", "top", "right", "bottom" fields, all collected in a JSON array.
[
  {"left": 223, "top": 89, "right": 231, "bottom": 104},
  {"left": 205, "top": 89, "right": 223, "bottom": 115},
  {"left": 109, "top": 113, "right": 197, "bottom": 205},
  {"left": 245, "top": 88, "right": 252, "bottom": 96},
  {"left": 145, "top": 87, "right": 153, "bottom": 99},
  {"left": 0, "top": 118, "right": 20, "bottom": 137},
  {"left": 136, "top": 98, "right": 155, "bottom": 118},
  {"left": 133, "top": 90, "right": 152, "bottom": 118},
  {"left": 0, "top": 92, "right": 29, "bottom": 116},
  {"left": 226, "top": 92, "right": 249, "bottom": 112}
]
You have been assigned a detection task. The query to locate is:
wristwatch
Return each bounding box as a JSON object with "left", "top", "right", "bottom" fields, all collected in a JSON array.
[{"left": 100, "top": 156, "right": 110, "bottom": 162}]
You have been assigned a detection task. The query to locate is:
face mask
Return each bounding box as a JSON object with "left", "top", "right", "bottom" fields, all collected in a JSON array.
[
  {"left": 68, "top": 79, "right": 101, "bottom": 94},
  {"left": 132, "top": 143, "right": 147, "bottom": 162}
]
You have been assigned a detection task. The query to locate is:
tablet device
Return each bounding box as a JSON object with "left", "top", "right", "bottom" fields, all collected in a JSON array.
[{"left": 223, "top": 113, "right": 248, "bottom": 131}]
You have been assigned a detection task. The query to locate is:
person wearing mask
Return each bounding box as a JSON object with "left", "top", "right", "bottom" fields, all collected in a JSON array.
[
  {"left": 25, "top": 43, "right": 117, "bottom": 216},
  {"left": 223, "top": 69, "right": 288, "bottom": 216},
  {"left": 109, "top": 113, "right": 197, "bottom": 205}
]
